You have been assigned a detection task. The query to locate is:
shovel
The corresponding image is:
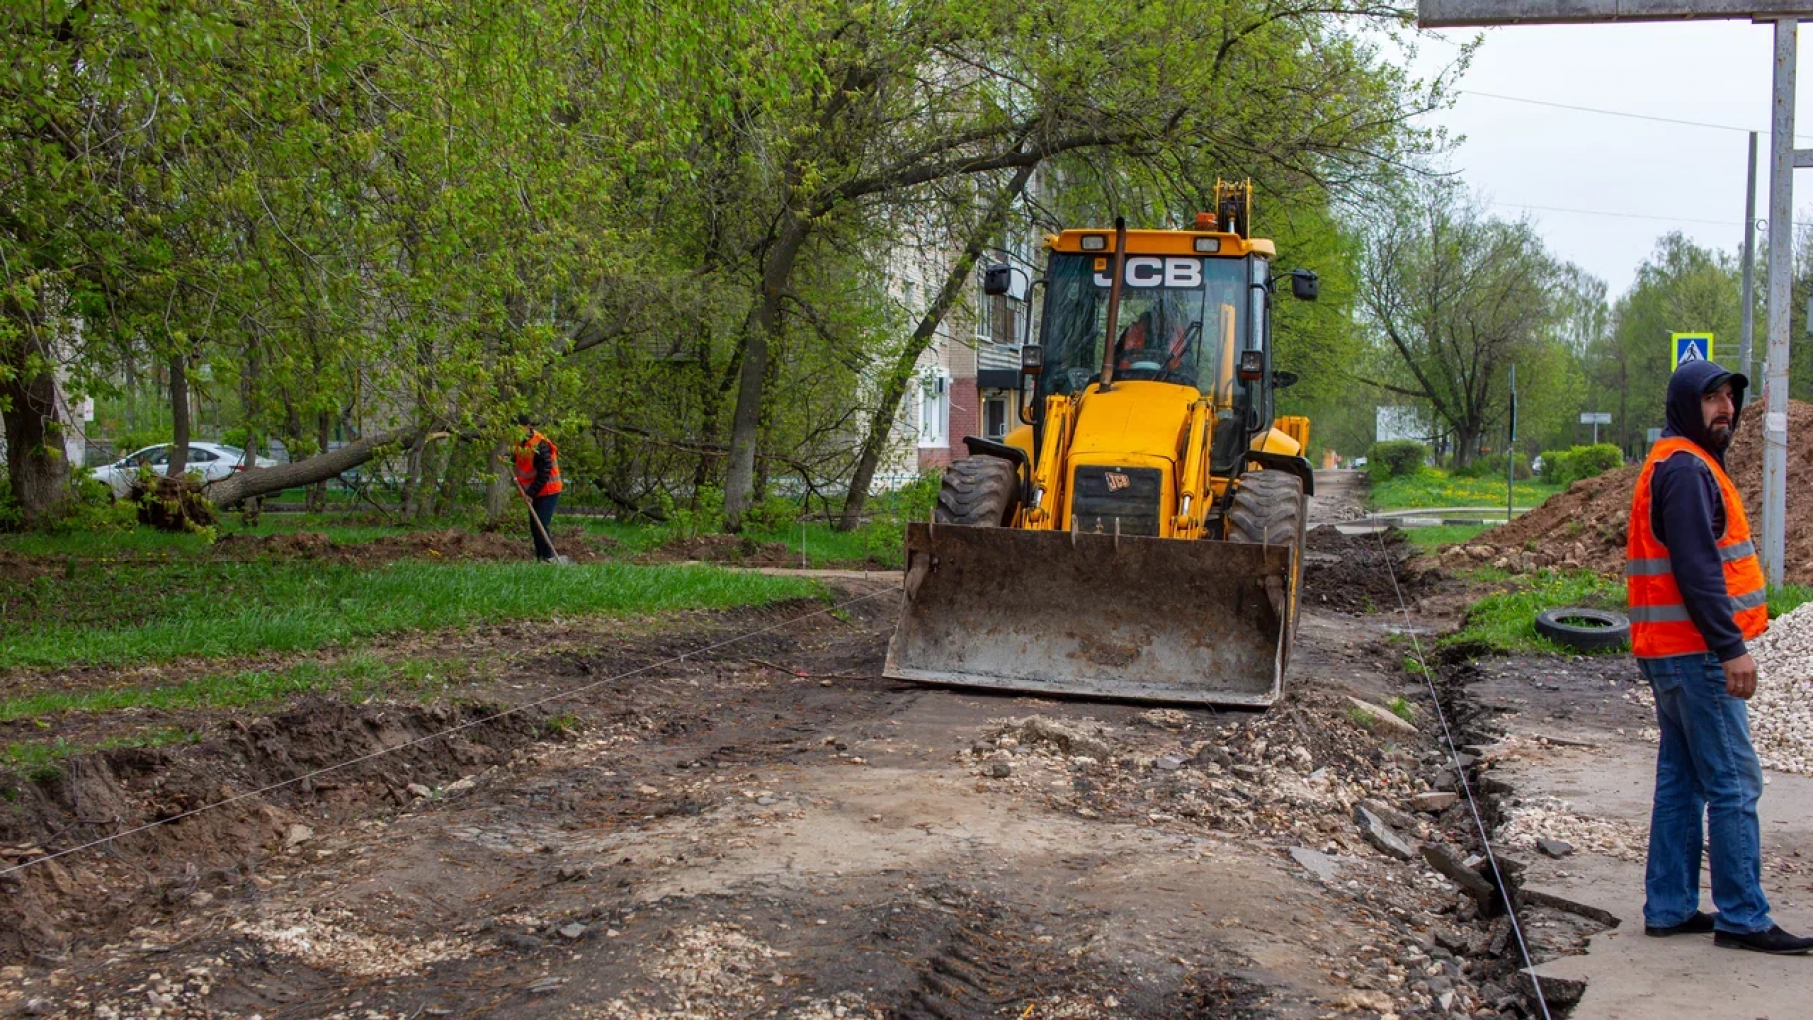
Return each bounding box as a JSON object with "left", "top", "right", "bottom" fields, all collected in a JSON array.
[{"left": 513, "top": 479, "right": 572, "bottom": 565}]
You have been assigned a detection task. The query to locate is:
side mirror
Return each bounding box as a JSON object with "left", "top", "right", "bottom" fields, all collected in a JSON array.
[
  {"left": 1020, "top": 344, "right": 1044, "bottom": 375},
  {"left": 983, "top": 263, "right": 1013, "bottom": 297},
  {"left": 1288, "top": 269, "right": 1319, "bottom": 302},
  {"left": 1272, "top": 370, "right": 1299, "bottom": 390}
]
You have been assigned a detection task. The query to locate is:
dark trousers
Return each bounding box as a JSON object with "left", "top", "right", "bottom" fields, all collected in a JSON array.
[{"left": 528, "top": 493, "right": 560, "bottom": 560}]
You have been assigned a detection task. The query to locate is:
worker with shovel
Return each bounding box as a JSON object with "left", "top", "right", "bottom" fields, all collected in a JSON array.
[
  {"left": 1626, "top": 360, "right": 1811, "bottom": 955},
  {"left": 513, "top": 415, "right": 564, "bottom": 562}
]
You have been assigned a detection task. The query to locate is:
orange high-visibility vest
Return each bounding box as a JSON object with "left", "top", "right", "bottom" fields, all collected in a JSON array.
[
  {"left": 1626, "top": 436, "right": 1767, "bottom": 658},
  {"left": 513, "top": 431, "right": 563, "bottom": 497}
]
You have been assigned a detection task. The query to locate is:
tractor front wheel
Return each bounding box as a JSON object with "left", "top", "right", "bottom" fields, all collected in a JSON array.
[
  {"left": 934, "top": 456, "right": 1019, "bottom": 527},
  {"left": 1226, "top": 469, "right": 1307, "bottom": 659}
]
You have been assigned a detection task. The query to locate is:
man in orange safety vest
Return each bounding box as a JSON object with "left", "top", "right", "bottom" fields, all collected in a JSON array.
[
  {"left": 513, "top": 414, "right": 563, "bottom": 561},
  {"left": 1626, "top": 360, "right": 1809, "bottom": 954}
]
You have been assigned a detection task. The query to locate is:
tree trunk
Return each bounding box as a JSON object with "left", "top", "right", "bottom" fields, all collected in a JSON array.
[
  {"left": 724, "top": 212, "right": 812, "bottom": 531},
  {"left": 839, "top": 163, "right": 1036, "bottom": 531},
  {"left": 308, "top": 410, "right": 331, "bottom": 512},
  {"left": 204, "top": 425, "right": 422, "bottom": 506},
  {"left": 485, "top": 441, "right": 511, "bottom": 520},
  {"left": 399, "top": 430, "right": 429, "bottom": 519},
  {"left": 434, "top": 437, "right": 471, "bottom": 518},
  {"left": 0, "top": 328, "right": 71, "bottom": 528},
  {"left": 1454, "top": 425, "right": 1481, "bottom": 469},
  {"left": 168, "top": 352, "right": 191, "bottom": 478}
]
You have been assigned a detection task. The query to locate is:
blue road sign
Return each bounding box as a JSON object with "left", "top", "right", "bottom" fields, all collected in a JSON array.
[{"left": 1671, "top": 332, "right": 1714, "bottom": 371}]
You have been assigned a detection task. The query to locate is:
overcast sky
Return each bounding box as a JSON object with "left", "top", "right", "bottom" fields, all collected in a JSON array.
[{"left": 1408, "top": 19, "right": 1813, "bottom": 295}]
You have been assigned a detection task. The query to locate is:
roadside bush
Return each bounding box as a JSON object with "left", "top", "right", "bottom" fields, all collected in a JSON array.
[
  {"left": 658, "top": 486, "right": 726, "bottom": 541},
  {"left": 1454, "top": 452, "right": 1532, "bottom": 481},
  {"left": 37, "top": 475, "right": 142, "bottom": 535},
  {"left": 1544, "top": 444, "right": 1623, "bottom": 487},
  {"left": 1367, "top": 441, "right": 1428, "bottom": 482},
  {"left": 742, "top": 495, "right": 802, "bottom": 534}
]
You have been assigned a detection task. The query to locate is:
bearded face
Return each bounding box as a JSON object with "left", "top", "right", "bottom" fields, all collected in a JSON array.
[{"left": 1703, "top": 384, "right": 1736, "bottom": 451}]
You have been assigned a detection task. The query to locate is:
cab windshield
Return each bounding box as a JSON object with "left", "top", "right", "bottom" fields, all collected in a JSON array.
[{"left": 1038, "top": 253, "right": 1251, "bottom": 406}]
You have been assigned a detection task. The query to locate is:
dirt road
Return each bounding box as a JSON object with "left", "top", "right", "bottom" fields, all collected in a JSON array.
[{"left": 3, "top": 561, "right": 1548, "bottom": 1020}]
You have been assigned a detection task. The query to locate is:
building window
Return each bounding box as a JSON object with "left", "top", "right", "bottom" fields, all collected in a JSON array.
[
  {"left": 919, "top": 369, "right": 950, "bottom": 448},
  {"left": 984, "top": 396, "right": 1008, "bottom": 439},
  {"left": 976, "top": 269, "right": 1027, "bottom": 348}
]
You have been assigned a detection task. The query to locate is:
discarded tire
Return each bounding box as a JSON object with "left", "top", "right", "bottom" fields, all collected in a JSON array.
[{"left": 1533, "top": 607, "right": 1631, "bottom": 652}]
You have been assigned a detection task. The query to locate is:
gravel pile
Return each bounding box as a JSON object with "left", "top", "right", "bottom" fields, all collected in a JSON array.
[
  {"left": 1750, "top": 603, "right": 1813, "bottom": 775},
  {"left": 1494, "top": 796, "right": 1645, "bottom": 864}
]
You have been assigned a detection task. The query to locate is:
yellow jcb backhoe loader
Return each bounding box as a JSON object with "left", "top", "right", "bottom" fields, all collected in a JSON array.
[{"left": 885, "top": 182, "right": 1318, "bottom": 707}]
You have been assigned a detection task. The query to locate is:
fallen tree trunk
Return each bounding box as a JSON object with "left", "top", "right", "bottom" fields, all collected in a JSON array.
[{"left": 203, "top": 425, "right": 423, "bottom": 506}]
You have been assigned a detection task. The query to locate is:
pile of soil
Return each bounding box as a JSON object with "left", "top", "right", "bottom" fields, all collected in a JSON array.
[
  {"left": 1301, "top": 525, "right": 1434, "bottom": 612},
  {"left": 1471, "top": 399, "right": 1813, "bottom": 583},
  {"left": 641, "top": 533, "right": 800, "bottom": 567},
  {"left": 213, "top": 528, "right": 599, "bottom": 564}
]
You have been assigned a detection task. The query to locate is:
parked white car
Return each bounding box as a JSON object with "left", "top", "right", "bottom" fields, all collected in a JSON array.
[{"left": 90, "top": 443, "right": 279, "bottom": 498}]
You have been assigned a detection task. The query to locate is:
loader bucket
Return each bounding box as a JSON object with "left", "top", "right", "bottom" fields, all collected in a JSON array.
[{"left": 885, "top": 523, "right": 1295, "bottom": 707}]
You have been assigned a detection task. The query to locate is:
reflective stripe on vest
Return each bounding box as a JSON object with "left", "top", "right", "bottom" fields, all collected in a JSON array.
[
  {"left": 1626, "top": 587, "right": 1769, "bottom": 623},
  {"left": 513, "top": 432, "right": 563, "bottom": 497},
  {"left": 1625, "top": 540, "right": 1758, "bottom": 576},
  {"left": 1625, "top": 436, "right": 1768, "bottom": 658}
]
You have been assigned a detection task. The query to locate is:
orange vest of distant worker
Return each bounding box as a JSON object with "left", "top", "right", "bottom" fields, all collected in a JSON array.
[
  {"left": 1625, "top": 437, "right": 1767, "bottom": 658},
  {"left": 513, "top": 431, "right": 563, "bottom": 498}
]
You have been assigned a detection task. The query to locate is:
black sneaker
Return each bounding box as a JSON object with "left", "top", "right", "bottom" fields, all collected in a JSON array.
[
  {"left": 1714, "top": 926, "right": 1813, "bottom": 954},
  {"left": 1645, "top": 911, "right": 1718, "bottom": 937}
]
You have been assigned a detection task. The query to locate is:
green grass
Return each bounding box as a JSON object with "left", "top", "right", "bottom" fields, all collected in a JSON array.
[
  {"left": 1402, "top": 523, "right": 1489, "bottom": 550},
  {"left": 1449, "top": 569, "right": 1812, "bottom": 658},
  {"left": 0, "top": 560, "right": 822, "bottom": 673},
  {"left": 0, "top": 653, "right": 454, "bottom": 722},
  {"left": 1770, "top": 583, "right": 1813, "bottom": 619},
  {"left": 1369, "top": 469, "right": 1563, "bottom": 512},
  {"left": 4, "top": 727, "right": 201, "bottom": 782},
  {"left": 1445, "top": 567, "right": 1627, "bottom": 656}
]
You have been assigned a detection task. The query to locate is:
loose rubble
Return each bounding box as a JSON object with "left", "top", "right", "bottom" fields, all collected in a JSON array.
[
  {"left": 1749, "top": 602, "right": 1813, "bottom": 775},
  {"left": 1494, "top": 796, "right": 1645, "bottom": 864}
]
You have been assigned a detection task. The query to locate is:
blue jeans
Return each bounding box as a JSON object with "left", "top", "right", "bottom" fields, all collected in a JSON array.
[
  {"left": 1639, "top": 651, "right": 1771, "bottom": 934},
  {"left": 528, "top": 493, "right": 559, "bottom": 560}
]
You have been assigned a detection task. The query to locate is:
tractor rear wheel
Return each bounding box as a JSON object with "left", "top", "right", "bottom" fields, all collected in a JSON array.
[
  {"left": 1226, "top": 469, "right": 1308, "bottom": 659},
  {"left": 934, "top": 456, "right": 1019, "bottom": 527}
]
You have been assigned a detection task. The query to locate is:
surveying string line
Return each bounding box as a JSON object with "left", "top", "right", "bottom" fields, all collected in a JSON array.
[
  {"left": 1370, "top": 527, "right": 1554, "bottom": 1020},
  {"left": 0, "top": 582, "right": 900, "bottom": 880}
]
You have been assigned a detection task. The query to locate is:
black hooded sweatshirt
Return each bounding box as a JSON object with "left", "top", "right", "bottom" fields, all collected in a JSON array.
[{"left": 1650, "top": 359, "right": 1750, "bottom": 661}]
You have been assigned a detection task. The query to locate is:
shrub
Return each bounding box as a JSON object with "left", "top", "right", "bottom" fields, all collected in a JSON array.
[
  {"left": 1455, "top": 451, "right": 1532, "bottom": 480},
  {"left": 1367, "top": 440, "right": 1428, "bottom": 482},
  {"left": 742, "top": 495, "right": 802, "bottom": 534},
  {"left": 1544, "top": 443, "right": 1624, "bottom": 487}
]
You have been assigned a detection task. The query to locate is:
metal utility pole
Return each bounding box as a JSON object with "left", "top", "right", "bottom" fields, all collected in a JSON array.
[
  {"left": 1742, "top": 131, "right": 1758, "bottom": 381},
  {"left": 1507, "top": 364, "right": 1518, "bottom": 526},
  {"left": 1764, "top": 18, "right": 1796, "bottom": 586}
]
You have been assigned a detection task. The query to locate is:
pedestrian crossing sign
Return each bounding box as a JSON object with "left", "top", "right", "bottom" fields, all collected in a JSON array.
[{"left": 1671, "top": 332, "right": 1714, "bottom": 370}]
